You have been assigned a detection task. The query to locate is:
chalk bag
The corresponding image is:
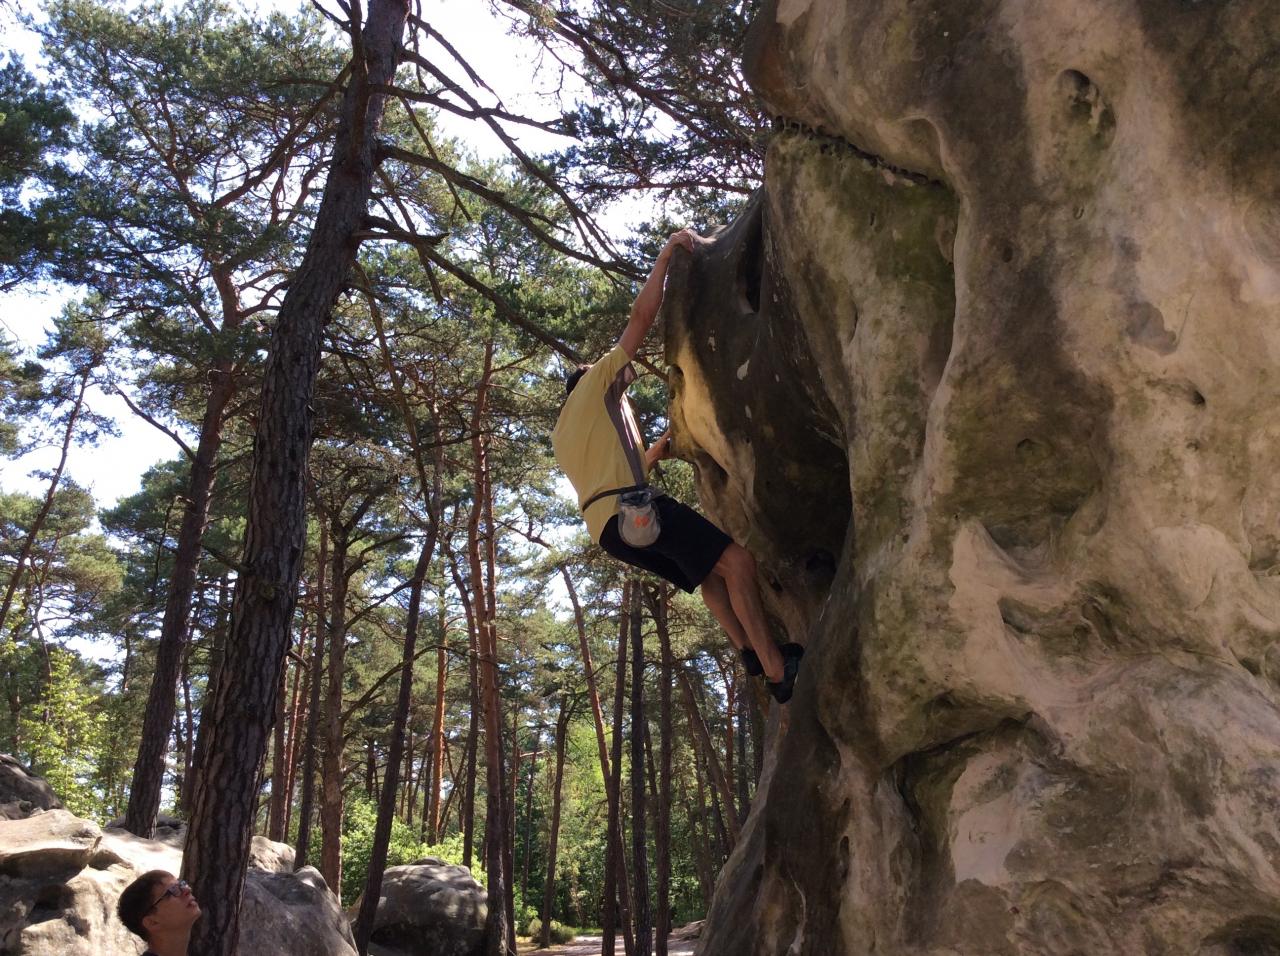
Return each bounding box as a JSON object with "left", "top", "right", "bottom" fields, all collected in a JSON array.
[{"left": 618, "top": 487, "right": 661, "bottom": 547}]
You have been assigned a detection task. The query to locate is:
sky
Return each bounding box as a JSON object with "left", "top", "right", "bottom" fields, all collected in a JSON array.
[{"left": 0, "top": 0, "right": 593, "bottom": 509}]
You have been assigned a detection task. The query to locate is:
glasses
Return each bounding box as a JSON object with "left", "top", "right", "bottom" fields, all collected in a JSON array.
[{"left": 146, "top": 880, "right": 190, "bottom": 914}]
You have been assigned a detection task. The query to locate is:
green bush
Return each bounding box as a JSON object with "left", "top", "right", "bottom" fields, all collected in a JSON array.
[
  {"left": 340, "top": 796, "right": 433, "bottom": 907},
  {"left": 525, "top": 917, "right": 577, "bottom": 945}
]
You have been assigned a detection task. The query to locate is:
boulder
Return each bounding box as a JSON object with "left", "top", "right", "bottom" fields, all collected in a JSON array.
[
  {"left": 663, "top": 2, "right": 1280, "bottom": 954},
  {"left": 0, "top": 755, "right": 62, "bottom": 821},
  {"left": 0, "top": 812, "right": 355, "bottom": 955},
  {"left": 356, "top": 860, "right": 486, "bottom": 956}
]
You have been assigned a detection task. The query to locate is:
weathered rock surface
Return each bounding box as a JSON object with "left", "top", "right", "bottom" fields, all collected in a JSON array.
[
  {"left": 663, "top": 2, "right": 1280, "bottom": 954},
  {"left": 357, "top": 859, "right": 486, "bottom": 956},
  {"left": 0, "top": 756, "right": 62, "bottom": 821},
  {"left": 0, "top": 811, "right": 354, "bottom": 955}
]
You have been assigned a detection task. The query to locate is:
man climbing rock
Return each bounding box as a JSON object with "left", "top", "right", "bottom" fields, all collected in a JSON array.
[{"left": 552, "top": 229, "right": 803, "bottom": 702}]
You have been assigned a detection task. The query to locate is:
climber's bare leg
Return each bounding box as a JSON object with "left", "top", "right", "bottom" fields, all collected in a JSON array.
[
  {"left": 712, "top": 542, "right": 784, "bottom": 682},
  {"left": 700, "top": 571, "right": 748, "bottom": 652}
]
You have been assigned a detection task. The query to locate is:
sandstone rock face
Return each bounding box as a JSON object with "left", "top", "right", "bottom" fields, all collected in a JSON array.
[
  {"left": 0, "top": 756, "right": 62, "bottom": 821},
  {"left": 0, "top": 812, "right": 354, "bottom": 955},
  {"left": 662, "top": 2, "right": 1280, "bottom": 954},
  {"left": 358, "top": 860, "right": 486, "bottom": 956}
]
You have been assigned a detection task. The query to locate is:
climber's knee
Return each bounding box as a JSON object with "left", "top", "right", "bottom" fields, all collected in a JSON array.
[{"left": 713, "top": 541, "right": 756, "bottom": 587}]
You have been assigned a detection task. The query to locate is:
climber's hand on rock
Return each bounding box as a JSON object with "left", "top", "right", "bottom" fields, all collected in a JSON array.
[
  {"left": 661, "top": 229, "right": 697, "bottom": 259},
  {"left": 646, "top": 429, "right": 674, "bottom": 467}
]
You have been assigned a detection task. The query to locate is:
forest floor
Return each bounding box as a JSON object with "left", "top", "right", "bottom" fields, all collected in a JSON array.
[{"left": 518, "top": 935, "right": 698, "bottom": 956}]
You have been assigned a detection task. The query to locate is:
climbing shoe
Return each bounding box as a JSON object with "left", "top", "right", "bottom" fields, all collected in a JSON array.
[
  {"left": 766, "top": 643, "right": 805, "bottom": 704},
  {"left": 740, "top": 647, "right": 764, "bottom": 676}
]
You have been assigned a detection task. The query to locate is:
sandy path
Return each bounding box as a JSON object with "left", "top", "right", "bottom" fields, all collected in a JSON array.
[{"left": 519, "top": 935, "right": 697, "bottom": 956}]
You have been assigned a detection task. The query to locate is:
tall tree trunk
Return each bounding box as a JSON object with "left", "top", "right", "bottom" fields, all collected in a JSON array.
[
  {"left": 283, "top": 646, "right": 309, "bottom": 841},
  {"left": 125, "top": 346, "right": 238, "bottom": 838},
  {"left": 267, "top": 643, "right": 291, "bottom": 842},
  {"left": 178, "top": 633, "right": 196, "bottom": 814},
  {"left": 565, "top": 567, "right": 633, "bottom": 950},
  {"left": 426, "top": 599, "right": 448, "bottom": 843},
  {"left": 538, "top": 698, "right": 572, "bottom": 949},
  {"left": 519, "top": 725, "right": 540, "bottom": 912},
  {"left": 467, "top": 343, "right": 510, "bottom": 956},
  {"left": 449, "top": 550, "right": 481, "bottom": 870},
  {"left": 179, "top": 8, "right": 409, "bottom": 952},
  {"left": 675, "top": 667, "right": 740, "bottom": 848},
  {"left": 0, "top": 367, "right": 89, "bottom": 634},
  {"left": 651, "top": 588, "right": 673, "bottom": 956},
  {"left": 604, "top": 583, "right": 635, "bottom": 956},
  {"left": 722, "top": 666, "right": 737, "bottom": 825},
  {"left": 320, "top": 527, "right": 354, "bottom": 896},
  {"left": 483, "top": 439, "right": 516, "bottom": 956},
  {"left": 629, "top": 584, "right": 651, "bottom": 956},
  {"left": 353, "top": 525, "right": 439, "bottom": 954},
  {"left": 186, "top": 572, "right": 231, "bottom": 809},
  {"left": 684, "top": 764, "right": 714, "bottom": 909},
  {"left": 295, "top": 528, "right": 328, "bottom": 869}
]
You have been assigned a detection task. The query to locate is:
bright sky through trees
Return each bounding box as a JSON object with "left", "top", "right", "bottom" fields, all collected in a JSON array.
[{"left": 0, "top": 0, "right": 586, "bottom": 506}]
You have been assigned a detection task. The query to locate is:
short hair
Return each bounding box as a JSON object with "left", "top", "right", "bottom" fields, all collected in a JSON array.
[
  {"left": 565, "top": 364, "right": 590, "bottom": 396},
  {"left": 118, "top": 870, "right": 171, "bottom": 941}
]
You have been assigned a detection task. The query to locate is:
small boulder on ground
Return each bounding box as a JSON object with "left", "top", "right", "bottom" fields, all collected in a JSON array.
[
  {"left": 355, "top": 859, "right": 486, "bottom": 956},
  {"left": 0, "top": 755, "right": 62, "bottom": 821}
]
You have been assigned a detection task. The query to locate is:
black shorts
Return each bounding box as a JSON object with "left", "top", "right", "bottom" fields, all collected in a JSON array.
[{"left": 598, "top": 494, "right": 732, "bottom": 593}]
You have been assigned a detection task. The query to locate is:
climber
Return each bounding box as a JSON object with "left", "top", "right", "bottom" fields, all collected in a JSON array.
[
  {"left": 552, "top": 228, "right": 804, "bottom": 702},
  {"left": 117, "top": 870, "right": 201, "bottom": 956}
]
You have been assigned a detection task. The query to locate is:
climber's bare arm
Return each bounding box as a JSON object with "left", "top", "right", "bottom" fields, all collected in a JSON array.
[
  {"left": 619, "top": 229, "right": 697, "bottom": 359},
  {"left": 644, "top": 429, "right": 673, "bottom": 470}
]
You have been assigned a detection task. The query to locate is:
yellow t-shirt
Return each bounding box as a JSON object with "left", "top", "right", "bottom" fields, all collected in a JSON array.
[{"left": 552, "top": 344, "right": 649, "bottom": 542}]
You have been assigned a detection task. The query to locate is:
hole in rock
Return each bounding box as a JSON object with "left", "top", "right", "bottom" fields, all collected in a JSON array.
[
  {"left": 1001, "top": 244, "right": 1015, "bottom": 263},
  {"left": 1192, "top": 389, "right": 1206, "bottom": 406},
  {"left": 1058, "top": 70, "right": 1116, "bottom": 139},
  {"left": 804, "top": 548, "right": 837, "bottom": 583},
  {"left": 1201, "top": 915, "right": 1280, "bottom": 956},
  {"left": 837, "top": 835, "right": 851, "bottom": 884},
  {"left": 30, "top": 883, "right": 72, "bottom": 923}
]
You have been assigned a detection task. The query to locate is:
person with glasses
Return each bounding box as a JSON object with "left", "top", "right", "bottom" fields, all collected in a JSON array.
[{"left": 117, "top": 870, "right": 201, "bottom": 955}]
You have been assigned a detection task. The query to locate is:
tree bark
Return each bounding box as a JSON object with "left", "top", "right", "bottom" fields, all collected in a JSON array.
[
  {"left": 467, "top": 342, "right": 511, "bottom": 956},
  {"left": 283, "top": 646, "right": 308, "bottom": 841},
  {"left": 519, "top": 724, "right": 540, "bottom": 913},
  {"left": 295, "top": 529, "right": 327, "bottom": 869},
  {"left": 628, "top": 583, "right": 651, "bottom": 956},
  {"left": 735, "top": 675, "right": 750, "bottom": 822},
  {"left": 565, "top": 567, "right": 633, "bottom": 952},
  {"left": 604, "top": 583, "right": 635, "bottom": 956},
  {"left": 426, "top": 598, "right": 448, "bottom": 843},
  {"left": 675, "top": 666, "right": 741, "bottom": 848},
  {"left": 448, "top": 549, "right": 481, "bottom": 870},
  {"left": 538, "top": 697, "right": 572, "bottom": 948},
  {"left": 180, "top": 6, "right": 409, "bottom": 953},
  {"left": 125, "top": 349, "right": 238, "bottom": 837},
  {"left": 267, "top": 644, "right": 291, "bottom": 842},
  {"left": 320, "top": 527, "right": 353, "bottom": 896},
  {"left": 352, "top": 525, "right": 439, "bottom": 954},
  {"left": 651, "top": 588, "right": 673, "bottom": 956}
]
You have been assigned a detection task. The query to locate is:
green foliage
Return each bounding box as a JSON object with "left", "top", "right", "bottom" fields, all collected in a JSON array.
[
  {"left": 526, "top": 917, "right": 577, "bottom": 945},
  {"left": 15, "top": 645, "right": 107, "bottom": 819},
  {"left": 0, "top": 338, "right": 45, "bottom": 457},
  {"left": 339, "top": 795, "right": 436, "bottom": 908},
  {"left": 0, "top": 55, "right": 78, "bottom": 288}
]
